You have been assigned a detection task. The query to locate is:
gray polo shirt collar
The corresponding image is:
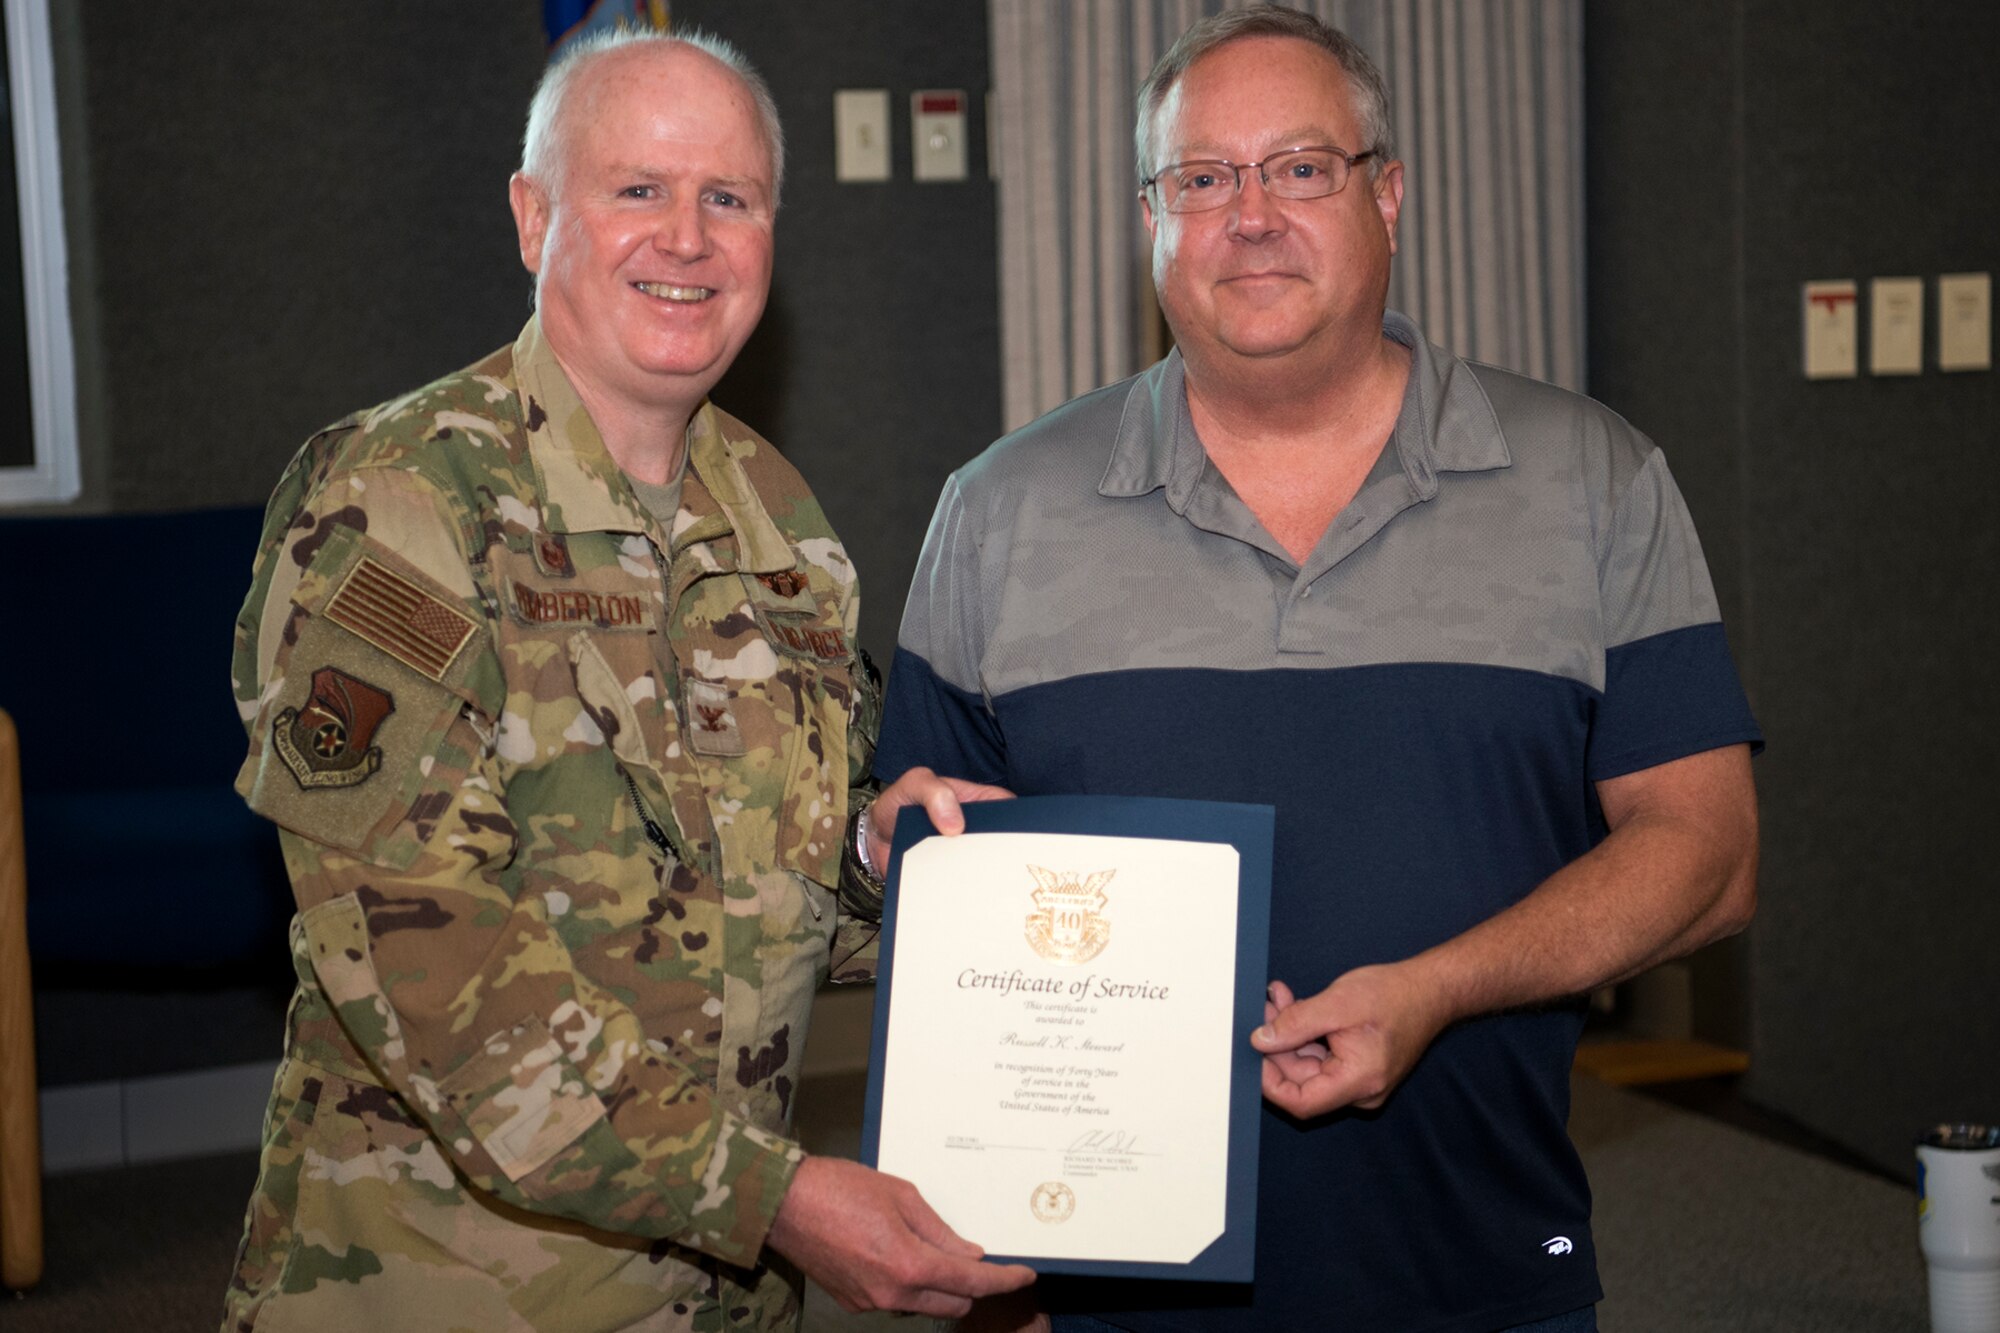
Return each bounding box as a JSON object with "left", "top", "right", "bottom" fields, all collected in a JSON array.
[{"left": 1097, "top": 309, "right": 1512, "bottom": 513}]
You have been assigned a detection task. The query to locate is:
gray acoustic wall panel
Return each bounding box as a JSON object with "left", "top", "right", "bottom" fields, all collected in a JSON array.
[
  {"left": 60, "top": 5, "right": 546, "bottom": 513},
  {"left": 49, "top": 2, "right": 998, "bottom": 668},
  {"left": 1583, "top": 0, "right": 1754, "bottom": 1049},
  {"left": 668, "top": 0, "right": 1001, "bottom": 667},
  {"left": 1588, "top": 0, "right": 2000, "bottom": 1180}
]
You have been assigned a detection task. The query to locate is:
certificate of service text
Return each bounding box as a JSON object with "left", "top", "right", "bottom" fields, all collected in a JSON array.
[{"left": 862, "top": 795, "right": 1273, "bottom": 1281}]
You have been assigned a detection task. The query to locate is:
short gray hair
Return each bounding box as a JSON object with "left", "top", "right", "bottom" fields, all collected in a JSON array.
[
  {"left": 520, "top": 26, "right": 787, "bottom": 207},
  {"left": 1135, "top": 4, "right": 1395, "bottom": 183}
]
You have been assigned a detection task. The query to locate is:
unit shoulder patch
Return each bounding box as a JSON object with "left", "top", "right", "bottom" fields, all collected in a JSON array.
[{"left": 274, "top": 666, "right": 396, "bottom": 789}]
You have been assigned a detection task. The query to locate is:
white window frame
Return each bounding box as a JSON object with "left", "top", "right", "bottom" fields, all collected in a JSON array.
[{"left": 1, "top": 0, "right": 78, "bottom": 504}]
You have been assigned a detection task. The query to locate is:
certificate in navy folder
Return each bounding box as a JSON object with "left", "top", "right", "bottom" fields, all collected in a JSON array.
[{"left": 860, "top": 795, "right": 1274, "bottom": 1282}]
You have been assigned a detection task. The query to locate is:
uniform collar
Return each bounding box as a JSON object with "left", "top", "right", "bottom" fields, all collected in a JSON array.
[
  {"left": 514, "top": 315, "right": 650, "bottom": 537},
  {"left": 683, "top": 399, "right": 796, "bottom": 574},
  {"left": 1097, "top": 310, "right": 1511, "bottom": 508},
  {"left": 512, "top": 317, "right": 793, "bottom": 573}
]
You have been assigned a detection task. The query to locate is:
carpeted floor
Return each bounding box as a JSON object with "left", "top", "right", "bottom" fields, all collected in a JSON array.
[
  {"left": 1573, "top": 1075, "right": 1925, "bottom": 1332},
  {"left": 3, "top": 1072, "right": 1929, "bottom": 1331}
]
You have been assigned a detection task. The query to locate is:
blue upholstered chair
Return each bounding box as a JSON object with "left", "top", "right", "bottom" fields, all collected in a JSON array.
[{"left": 0, "top": 506, "right": 293, "bottom": 1290}]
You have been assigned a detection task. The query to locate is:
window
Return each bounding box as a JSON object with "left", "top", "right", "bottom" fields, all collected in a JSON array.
[{"left": 1, "top": 0, "right": 77, "bottom": 504}]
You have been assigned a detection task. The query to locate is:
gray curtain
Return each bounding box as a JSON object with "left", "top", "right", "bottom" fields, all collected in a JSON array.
[{"left": 991, "top": 0, "right": 1584, "bottom": 432}]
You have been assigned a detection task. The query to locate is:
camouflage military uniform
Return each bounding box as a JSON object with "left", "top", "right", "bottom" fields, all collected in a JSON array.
[{"left": 223, "top": 316, "right": 880, "bottom": 1332}]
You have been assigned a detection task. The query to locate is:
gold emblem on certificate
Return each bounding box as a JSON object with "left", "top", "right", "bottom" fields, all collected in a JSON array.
[
  {"left": 1025, "top": 866, "right": 1116, "bottom": 964},
  {"left": 1030, "top": 1180, "right": 1076, "bottom": 1224}
]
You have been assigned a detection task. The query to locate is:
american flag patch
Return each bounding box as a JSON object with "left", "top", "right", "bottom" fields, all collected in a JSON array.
[{"left": 326, "top": 556, "right": 478, "bottom": 682}]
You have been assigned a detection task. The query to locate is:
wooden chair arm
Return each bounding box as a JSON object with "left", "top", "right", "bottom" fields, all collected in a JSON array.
[{"left": 0, "top": 707, "right": 44, "bottom": 1290}]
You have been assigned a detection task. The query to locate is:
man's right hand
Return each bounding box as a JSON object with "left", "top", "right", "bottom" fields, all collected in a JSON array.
[
  {"left": 1254, "top": 965, "right": 1452, "bottom": 1117},
  {"left": 766, "top": 1156, "right": 1036, "bottom": 1318}
]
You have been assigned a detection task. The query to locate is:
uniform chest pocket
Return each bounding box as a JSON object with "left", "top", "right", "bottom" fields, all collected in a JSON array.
[
  {"left": 749, "top": 573, "right": 859, "bottom": 888},
  {"left": 662, "top": 568, "right": 852, "bottom": 887},
  {"left": 491, "top": 542, "right": 674, "bottom": 765},
  {"left": 776, "top": 657, "right": 852, "bottom": 888},
  {"left": 666, "top": 653, "right": 849, "bottom": 884}
]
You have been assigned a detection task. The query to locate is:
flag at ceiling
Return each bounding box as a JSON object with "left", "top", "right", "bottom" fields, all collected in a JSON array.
[{"left": 543, "top": 0, "right": 670, "bottom": 55}]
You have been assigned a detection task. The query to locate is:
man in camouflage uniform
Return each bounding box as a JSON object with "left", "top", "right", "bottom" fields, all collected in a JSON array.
[{"left": 223, "top": 28, "right": 1030, "bottom": 1332}]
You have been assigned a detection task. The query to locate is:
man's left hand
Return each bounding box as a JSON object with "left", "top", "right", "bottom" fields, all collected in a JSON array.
[
  {"left": 1253, "top": 969, "right": 1452, "bottom": 1118},
  {"left": 866, "top": 766, "right": 1014, "bottom": 869}
]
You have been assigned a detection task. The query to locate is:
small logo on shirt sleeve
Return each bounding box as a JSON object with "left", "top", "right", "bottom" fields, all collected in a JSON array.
[
  {"left": 1542, "top": 1235, "right": 1574, "bottom": 1256},
  {"left": 273, "top": 666, "right": 395, "bottom": 789}
]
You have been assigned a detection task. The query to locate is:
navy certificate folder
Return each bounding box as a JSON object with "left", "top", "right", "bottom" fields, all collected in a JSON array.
[{"left": 859, "top": 794, "right": 1275, "bottom": 1282}]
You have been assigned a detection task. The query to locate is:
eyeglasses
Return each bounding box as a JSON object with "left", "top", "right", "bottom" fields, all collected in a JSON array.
[{"left": 1142, "top": 145, "right": 1379, "bottom": 214}]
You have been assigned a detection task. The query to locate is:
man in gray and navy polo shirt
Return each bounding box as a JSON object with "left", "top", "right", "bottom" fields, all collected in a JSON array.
[{"left": 868, "top": 7, "right": 1759, "bottom": 1332}]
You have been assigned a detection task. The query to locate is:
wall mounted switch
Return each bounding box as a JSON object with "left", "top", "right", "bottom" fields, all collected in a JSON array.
[
  {"left": 1869, "top": 277, "right": 1923, "bottom": 375},
  {"left": 912, "top": 89, "right": 967, "bottom": 181},
  {"left": 1803, "top": 280, "right": 1858, "bottom": 379},
  {"left": 835, "top": 89, "right": 891, "bottom": 182}
]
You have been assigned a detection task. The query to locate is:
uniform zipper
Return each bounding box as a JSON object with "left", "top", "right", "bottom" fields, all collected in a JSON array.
[{"left": 620, "top": 767, "right": 686, "bottom": 866}]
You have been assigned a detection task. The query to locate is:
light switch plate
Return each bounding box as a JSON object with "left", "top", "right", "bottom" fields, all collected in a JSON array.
[
  {"left": 912, "top": 89, "right": 968, "bottom": 181},
  {"left": 1803, "top": 280, "right": 1858, "bottom": 380},
  {"left": 1938, "top": 272, "right": 1992, "bottom": 372},
  {"left": 835, "top": 89, "right": 890, "bottom": 182},
  {"left": 1869, "top": 277, "right": 1923, "bottom": 376}
]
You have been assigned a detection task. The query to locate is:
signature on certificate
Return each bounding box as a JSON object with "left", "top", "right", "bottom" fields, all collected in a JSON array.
[{"left": 1067, "top": 1128, "right": 1141, "bottom": 1154}]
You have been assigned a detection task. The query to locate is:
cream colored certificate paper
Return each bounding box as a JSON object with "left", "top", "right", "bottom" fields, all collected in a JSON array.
[{"left": 875, "top": 831, "right": 1239, "bottom": 1264}]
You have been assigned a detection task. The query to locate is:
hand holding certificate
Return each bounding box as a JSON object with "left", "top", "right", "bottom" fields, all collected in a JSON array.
[{"left": 861, "top": 795, "right": 1273, "bottom": 1282}]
